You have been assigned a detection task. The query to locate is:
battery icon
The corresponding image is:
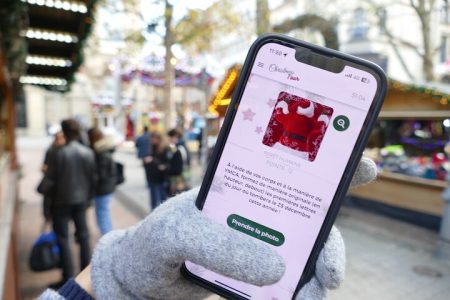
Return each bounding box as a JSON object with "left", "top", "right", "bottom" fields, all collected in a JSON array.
[{"left": 361, "top": 77, "right": 370, "bottom": 83}]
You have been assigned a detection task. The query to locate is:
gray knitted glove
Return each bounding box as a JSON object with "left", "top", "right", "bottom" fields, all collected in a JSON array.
[
  {"left": 91, "top": 157, "right": 376, "bottom": 300},
  {"left": 91, "top": 187, "right": 285, "bottom": 300},
  {"left": 296, "top": 157, "right": 377, "bottom": 300}
]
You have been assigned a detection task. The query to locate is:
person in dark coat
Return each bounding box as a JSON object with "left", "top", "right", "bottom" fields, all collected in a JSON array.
[
  {"left": 46, "top": 119, "right": 96, "bottom": 288},
  {"left": 135, "top": 126, "right": 150, "bottom": 159},
  {"left": 145, "top": 132, "right": 170, "bottom": 210},
  {"left": 136, "top": 126, "right": 152, "bottom": 186},
  {"left": 88, "top": 127, "right": 117, "bottom": 235},
  {"left": 41, "top": 131, "right": 65, "bottom": 220},
  {"left": 167, "top": 128, "right": 191, "bottom": 196}
]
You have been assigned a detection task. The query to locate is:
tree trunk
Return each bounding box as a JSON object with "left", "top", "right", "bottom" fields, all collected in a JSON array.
[
  {"left": 420, "top": 5, "right": 435, "bottom": 81},
  {"left": 256, "top": 0, "right": 271, "bottom": 35},
  {"left": 163, "top": 0, "right": 174, "bottom": 130},
  {"left": 412, "top": 0, "right": 436, "bottom": 81},
  {"left": 422, "top": 22, "right": 434, "bottom": 81}
]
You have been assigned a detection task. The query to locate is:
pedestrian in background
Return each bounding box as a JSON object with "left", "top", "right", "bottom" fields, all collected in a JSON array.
[
  {"left": 197, "top": 127, "right": 203, "bottom": 161},
  {"left": 145, "top": 132, "right": 170, "bottom": 210},
  {"left": 135, "top": 125, "right": 150, "bottom": 160},
  {"left": 45, "top": 119, "right": 96, "bottom": 289},
  {"left": 136, "top": 126, "right": 152, "bottom": 185},
  {"left": 39, "top": 131, "right": 65, "bottom": 220},
  {"left": 88, "top": 127, "right": 117, "bottom": 235},
  {"left": 167, "top": 128, "right": 191, "bottom": 196}
]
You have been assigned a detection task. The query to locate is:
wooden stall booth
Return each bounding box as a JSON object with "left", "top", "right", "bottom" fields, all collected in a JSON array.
[
  {"left": 0, "top": 0, "right": 98, "bottom": 297},
  {"left": 350, "top": 80, "right": 450, "bottom": 221},
  {"left": 208, "top": 64, "right": 240, "bottom": 119},
  {"left": 0, "top": 37, "right": 20, "bottom": 300},
  {"left": 204, "top": 64, "right": 241, "bottom": 153}
]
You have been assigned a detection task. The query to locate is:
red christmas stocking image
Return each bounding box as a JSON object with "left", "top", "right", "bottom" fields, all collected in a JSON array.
[{"left": 262, "top": 91, "right": 333, "bottom": 161}]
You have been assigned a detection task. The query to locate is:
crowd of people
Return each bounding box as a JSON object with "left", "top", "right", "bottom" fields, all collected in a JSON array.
[
  {"left": 136, "top": 126, "right": 191, "bottom": 210},
  {"left": 38, "top": 119, "right": 118, "bottom": 289},
  {"left": 38, "top": 120, "right": 192, "bottom": 289}
]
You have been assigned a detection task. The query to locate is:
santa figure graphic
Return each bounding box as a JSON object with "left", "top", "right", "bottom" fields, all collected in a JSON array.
[{"left": 263, "top": 92, "right": 333, "bottom": 161}]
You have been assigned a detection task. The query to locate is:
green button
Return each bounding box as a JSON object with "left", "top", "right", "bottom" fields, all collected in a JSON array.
[
  {"left": 227, "top": 214, "right": 285, "bottom": 246},
  {"left": 333, "top": 115, "right": 350, "bottom": 131}
]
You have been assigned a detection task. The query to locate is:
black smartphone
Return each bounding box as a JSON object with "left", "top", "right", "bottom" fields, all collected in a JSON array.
[{"left": 182, "top": 34, "right": 387, "bottom": 300}]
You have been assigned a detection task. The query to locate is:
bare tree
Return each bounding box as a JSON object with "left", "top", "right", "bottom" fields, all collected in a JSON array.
[
  {"left": 163, "top": 0, "right": 174, "bottom": 130},
  {"left": 255, "top": 0, "right": 339, "bottom": 50},
  {"left": 411, "top": 0, "right": 437, "bottom": 81},
  {"left": 367, "top": 0, "right": 439, "bottom": 81},
  {"left": 273, "top": 14, "right": 339, "bottom": 50}
]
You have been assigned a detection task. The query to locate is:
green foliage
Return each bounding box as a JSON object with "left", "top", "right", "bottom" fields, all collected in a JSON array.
[
  {"left": 0, "top": 0, "right": 28, "bottom": 80},
  {"left": 174, "top": 0, "right": 242, "bottom": 54},
  {"left": 97, "top": 0, "right": 149, "bottom": 50}
]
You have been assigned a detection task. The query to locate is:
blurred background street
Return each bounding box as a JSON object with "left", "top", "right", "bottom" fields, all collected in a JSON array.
[
  {"left": 1, "top": 0, "right": 450, "bottom": 299},
  {"left": 15, "top": 135, "right": 450, "bottom": 299}
]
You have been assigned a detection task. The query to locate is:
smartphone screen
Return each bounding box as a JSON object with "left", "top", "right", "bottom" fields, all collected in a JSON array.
[{"left": 185, "top": 41, "right": 380, "bottom": 299}]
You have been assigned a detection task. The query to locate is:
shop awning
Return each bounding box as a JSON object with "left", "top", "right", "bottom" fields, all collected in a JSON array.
[
  {"left": 379, "top": 110, "right": 450, "bottom": 119},
  {"left": 208, "top": 64, "right": 240, "bottom": 117},
  {"left": 19, "top": 0, "right": 97, "bottom": 92},
  {"left": 382, "top": 79, "right": 450, "bottom": 119}
]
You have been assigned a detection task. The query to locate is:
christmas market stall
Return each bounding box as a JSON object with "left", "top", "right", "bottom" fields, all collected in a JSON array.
[
  {"left": 0, "top": 1, "right": 26, "bottom": 298},
  {"left": 349, "top": 79, "right": 450, "bottom": 225},
  {"left": 0, "top": 30, "right": 20, "bottom": 300},
  {"left": 0, "top": 1, "right": 97, "bottom": 297},
  {"left": 203, "top": 64, "right": 240, "bottom": 157},
  {"left": 120, "top": 67, "right": 214, "bottom": 138},
  {"left": 20, "top": 0, "right": 98, "bottom": 92},
  {"left": 208, "top": 68, "right": 450, "bottom": 225},
  {"left": 208, "top": 64, "right": 240, "bottom": 118}
]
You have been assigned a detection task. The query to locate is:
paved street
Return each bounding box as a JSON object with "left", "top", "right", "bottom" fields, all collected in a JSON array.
[
  {"left": 16, "top": 136, "right": 450, "bottom": 299},
  {"left": 330, "top": 206, "right": 450, "bottom": 300},
  {"left": 17, "top": 137, "right": 140, "bottom": 299}
]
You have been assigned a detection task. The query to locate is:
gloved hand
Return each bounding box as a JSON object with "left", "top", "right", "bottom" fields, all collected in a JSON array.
[
  {"left": 296, "top": 156, "right": 377, "bottom": 300},
  {"left": 91, "top": 187, "right": 284, "bottom": 300},
  {"left": 91, "top": 157, "right": 376, "bottom": 300}
]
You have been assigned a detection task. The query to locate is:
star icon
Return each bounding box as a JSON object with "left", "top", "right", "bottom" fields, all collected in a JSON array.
[
  {"left": 255, "top": 126, "right": 263, "bottom": 134},
  {"left": 266, "top": 98, "right": 276, "bottom": 107},
  {"left": 242, "top": 108, "right": 256, "bottom": 121}
]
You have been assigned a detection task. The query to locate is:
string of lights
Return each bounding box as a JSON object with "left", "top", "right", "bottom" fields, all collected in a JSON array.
[
  {"left": 26, "top": 55, "right": 72, "bottom": 67},
  {"left": 389, "top": 79, "right": 450, "bottom": 106},
  {"left": 21, "top": 0, "right": 88, "bottom": 14},
  {"left": 19, "top": 75, "right": 67, "bottom": 86},
  {"left": 23, "top": 28, "right": 78, "bottom": 43},
  {"left": 208, "top": 67, "right": 239, "bottom": 115}
]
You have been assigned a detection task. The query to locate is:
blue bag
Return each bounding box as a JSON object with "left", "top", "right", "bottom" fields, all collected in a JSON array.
[{"left": 29, "top": 224, "right": 60, "bottom": 272}]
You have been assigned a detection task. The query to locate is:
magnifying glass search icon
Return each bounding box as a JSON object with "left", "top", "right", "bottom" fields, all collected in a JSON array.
[{"left": 333, "top": 115, "right": 350, "bottom": 131}]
